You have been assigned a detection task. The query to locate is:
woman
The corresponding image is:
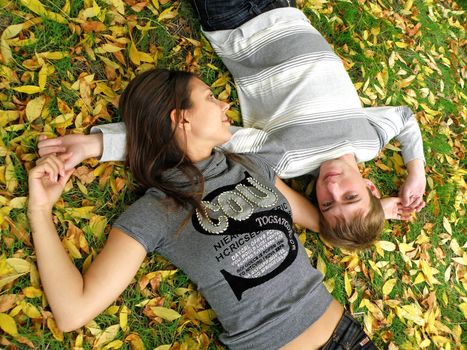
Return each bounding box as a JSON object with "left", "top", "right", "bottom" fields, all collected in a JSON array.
[{"left": 29, "top": 68, "right": 378, "bottom": 349}]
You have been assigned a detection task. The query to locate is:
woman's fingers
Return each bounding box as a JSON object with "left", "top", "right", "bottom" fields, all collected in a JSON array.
[
  {"left": 58, "top": 168, "right": 74, "bottom": 186},
  {"left": 31, "top": 161, "right": 58, "bottom": 183},
  {"left": 35, "top": 156, "right": 66, "bottom": 182}
]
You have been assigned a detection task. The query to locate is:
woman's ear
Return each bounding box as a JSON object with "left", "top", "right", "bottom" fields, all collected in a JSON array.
[
  {"left": 363, "top": 179, "right": 381, "bottom": 198},
  {"left": 170, "top": 109, "right": 191, "bottom": 131}
]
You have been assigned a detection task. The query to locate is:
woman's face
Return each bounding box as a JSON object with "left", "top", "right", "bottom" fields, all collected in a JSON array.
[{"left": 181, "top": 78, "right": 232, "bottom": 150}]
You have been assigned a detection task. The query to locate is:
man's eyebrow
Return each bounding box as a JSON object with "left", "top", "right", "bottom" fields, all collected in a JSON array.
[
  {"left": 345, "top": 198, "right": 362, "bottom": 205},
  {"left": 323, "top": 198, "right": 362, "bottom": 212}
]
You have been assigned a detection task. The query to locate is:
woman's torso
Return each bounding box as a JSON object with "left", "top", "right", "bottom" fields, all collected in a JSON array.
[{"left": 113, "top": 152, "right": 332, "bottom": 350}]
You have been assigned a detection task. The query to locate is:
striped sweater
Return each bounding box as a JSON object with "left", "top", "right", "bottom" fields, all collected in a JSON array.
[{"left": 94, "top": 8, "right": 424, "bottom": 178}]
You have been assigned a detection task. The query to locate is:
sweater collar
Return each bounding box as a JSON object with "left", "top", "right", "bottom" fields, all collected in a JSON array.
[{"left": 161, "top": 149, "right": 227, "bottom": 186}]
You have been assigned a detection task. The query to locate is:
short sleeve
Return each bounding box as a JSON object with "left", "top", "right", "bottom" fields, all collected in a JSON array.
[
  {"left": 112, "top": 192, "right": 167, "bottom": 253},
  {"left": 240, "top": 153, "right": 277, "bottom": 183}
]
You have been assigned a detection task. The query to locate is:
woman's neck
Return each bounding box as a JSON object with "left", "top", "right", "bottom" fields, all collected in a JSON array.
[{"left": 186, "top": 146, "right": 215, "bottom": 163}]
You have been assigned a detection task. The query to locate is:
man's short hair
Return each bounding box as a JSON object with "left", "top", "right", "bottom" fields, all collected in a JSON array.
[{"left": 318, "top": 188, "right": 384, "bottom": 250}]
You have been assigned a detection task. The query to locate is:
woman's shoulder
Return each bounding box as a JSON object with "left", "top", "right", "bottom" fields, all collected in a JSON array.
[
  {"left": 227, "top": 153, "right": 276, "bottom": 183},
  {"left": 115, "top": 190, "right": 171, "bottom": 227},
  {"left": 112, "top": 189, "right": 172, "bottom": 253}
]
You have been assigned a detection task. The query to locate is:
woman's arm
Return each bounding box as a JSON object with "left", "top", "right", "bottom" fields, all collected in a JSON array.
[
  {"left": 28, "top": 156, "right": 146, "bottom": 331},
  {"left": 274, "top": 177, "right": 319, "bottom": 232}
]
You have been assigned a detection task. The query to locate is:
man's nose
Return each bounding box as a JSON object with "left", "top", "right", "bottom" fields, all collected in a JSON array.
[{"left": 326, "top": 181, "right": 341, "bottom": 195}]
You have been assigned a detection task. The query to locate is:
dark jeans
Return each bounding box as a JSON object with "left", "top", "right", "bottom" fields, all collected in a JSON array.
[
  {"left": 321, "top": 311, "right": 379, "bottom": 350},
  {"left": 189, "top": 0, "right": 295, "bottom": 31}
]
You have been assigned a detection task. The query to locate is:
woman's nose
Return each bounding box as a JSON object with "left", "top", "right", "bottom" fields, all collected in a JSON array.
[{"left": 220, "top": 100, "right": 230, "bottom": 111}]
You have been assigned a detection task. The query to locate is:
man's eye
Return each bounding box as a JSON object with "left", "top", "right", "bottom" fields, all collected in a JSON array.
[
  {"left": 345, "top": 194, "right": 358, "bottom": 200},
  {"left": 323, "top": 201, "right": 333, "bottom": 207}
]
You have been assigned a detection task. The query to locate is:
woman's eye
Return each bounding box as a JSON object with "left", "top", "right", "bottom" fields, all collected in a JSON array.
[
  {"left": 345, "top": 194, "right": 358, "bottom": 200},
  {"left": 323, "top": 201, "right": 332, "bottom": 207}
]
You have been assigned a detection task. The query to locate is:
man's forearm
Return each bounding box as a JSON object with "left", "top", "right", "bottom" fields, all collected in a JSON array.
[
  {"left": 86, "top": 133, "right": 104, "bottom": 159},
  {"left": 406, "top": 159, "right": 425, "bottom": 177}
]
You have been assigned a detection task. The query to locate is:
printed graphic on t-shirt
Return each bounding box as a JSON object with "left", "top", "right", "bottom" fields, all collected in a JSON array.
[{"left": 192, "top": 171, "right": 298, "bottom": 300}]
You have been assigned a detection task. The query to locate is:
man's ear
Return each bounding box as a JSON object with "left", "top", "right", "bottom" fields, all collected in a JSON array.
[
  {"left": 363, "top": 179, "right": 381, "bottom": 198},
  {"left": 170, "top": 109, "right": 191, "bottom": 131}
]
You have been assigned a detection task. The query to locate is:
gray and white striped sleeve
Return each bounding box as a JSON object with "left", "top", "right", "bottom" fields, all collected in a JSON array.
[{"left": 90, "top": 122, "right": 127, "bottom": 162}]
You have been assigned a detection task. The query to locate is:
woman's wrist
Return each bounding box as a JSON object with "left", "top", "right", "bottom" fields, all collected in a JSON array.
[{"left": 27, "top": 205, "right": 53, "bottom": 221}]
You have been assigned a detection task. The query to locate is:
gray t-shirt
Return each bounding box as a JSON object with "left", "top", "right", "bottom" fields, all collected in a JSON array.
[{"left": 114, "top": 151, "right": 332, "bottom": 350}]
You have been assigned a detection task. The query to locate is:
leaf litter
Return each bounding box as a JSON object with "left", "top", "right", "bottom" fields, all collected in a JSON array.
[{"left": 0, "top": 0, "right": 465, "bottom": 349}]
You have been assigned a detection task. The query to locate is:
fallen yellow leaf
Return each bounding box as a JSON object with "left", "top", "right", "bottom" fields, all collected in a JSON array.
[
  {"left": 382, "top": 278, "right": 397, "bottom": 296},
  {"left": 25, "top": 95, "right": 46, "bottom": 122},
  {"left": 22, "top": 286, "right": 42, "bottom": 298},
  {"left": 103, "top": 340, "right": 124, "bottom": 349},
  {"left": 94, "top": 324, "right": 120, "bottom": 347},
  {"left": 7, "top": 258, "right": 30, "bottom": 274},
  {"left": 316, "top": 255, "right": 326, "bottom": 277},
  {"left": 21, "top": 301, "right": 41, "bottom": 318},
  {"left": 344, "top": 272, "right": 352, "bottom": 297},
  {"left": 125, "top": 334, "right": 145, "bottom": 350},
  {"left": 0, "top": 111, "right": 20, "bottom": 127},
  {"left": 196, "top": 309, "right": 216, "bottom": 325},
  {"left": 157, "top": 6, "right": 178, "bottom": 21},
  {"left": 154, "top": 345, "right": 171, "bottom": 350},
  {"left": 12, "top": 85, "right": 43, "bottom": 94},
  {"left": 0, "top": 312, "right": 18, "bottom": 336},
  {"left": 120, "top": 305, "right": 128, "bottom": 332},
  {"left": 47, "top": 318, "right": 64, "bottom": 341},
  {"left": 88, "top": 215, "right": 108, "bottom": 238},
  {"left": 151, "top": 306, "right": 181, "bottom": 321}
]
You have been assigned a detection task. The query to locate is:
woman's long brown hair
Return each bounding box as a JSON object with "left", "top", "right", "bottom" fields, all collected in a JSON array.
[{"left": 119, "top": 68, "right": 206, "bottom": 221}]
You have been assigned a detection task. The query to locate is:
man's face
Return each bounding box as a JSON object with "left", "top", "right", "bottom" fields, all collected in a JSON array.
[{"left": 316, "top": 158, "right": 375, "bottom": 226}]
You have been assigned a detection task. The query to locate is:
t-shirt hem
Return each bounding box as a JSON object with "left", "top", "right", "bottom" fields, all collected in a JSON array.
[
  {"left": 220, "top": 283, "right": 333, "bottom": 350},
  {"left": 112, "top": 223, "right": 152, "bottom": 253}
]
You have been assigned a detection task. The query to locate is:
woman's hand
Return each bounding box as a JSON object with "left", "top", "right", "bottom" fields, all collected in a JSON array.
[
  {"left": 381, "top": 197, "right": 416, "bottom": 221},
  {"left": 38, "top": 134, "right": 103, "bottom": 171},
  {"left": 28, "top": 155, "right": 74, "bottom": 213}
]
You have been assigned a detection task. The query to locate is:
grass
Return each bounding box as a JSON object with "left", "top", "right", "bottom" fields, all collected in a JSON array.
[{"left": 0, "top": 0, "right": 465, "bottom": 349}]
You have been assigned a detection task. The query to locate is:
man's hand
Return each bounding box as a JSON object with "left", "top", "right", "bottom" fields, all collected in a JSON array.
[
  {"left": 38, "top": 134, "right": 103, "bottom": 171},
  {"left": 381, "top": 197, "right": 415, "bottom": 221},
  {"left": 399, "top": 159, "right": 426, "bottom": 211}
]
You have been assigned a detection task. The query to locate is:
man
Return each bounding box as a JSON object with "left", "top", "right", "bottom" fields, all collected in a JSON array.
[{"left": 38, "top": 0, "right": 426, "bottom": 249}]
